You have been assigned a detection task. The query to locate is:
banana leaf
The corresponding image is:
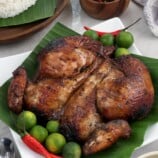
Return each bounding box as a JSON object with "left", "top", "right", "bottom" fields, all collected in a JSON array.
[
  {"left": 0, "top": 22, "right": 158, "bottom": 158},
  {"left": 0, "top": 0, "right": 57, "bottom": 27}
]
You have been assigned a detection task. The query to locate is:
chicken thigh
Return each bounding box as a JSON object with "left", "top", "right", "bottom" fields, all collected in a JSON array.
[{"left": 97, "top": 56, "right": 154, "bottom": 120}]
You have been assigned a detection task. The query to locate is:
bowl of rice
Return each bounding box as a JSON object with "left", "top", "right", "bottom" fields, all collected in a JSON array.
[{"left": 0, "top": 0, "right": 37, "bottom": 18}]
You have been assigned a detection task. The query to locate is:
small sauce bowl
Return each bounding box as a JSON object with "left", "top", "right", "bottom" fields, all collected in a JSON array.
[{"left": 80, "top": 0, "right": 130, "bottom": 19}]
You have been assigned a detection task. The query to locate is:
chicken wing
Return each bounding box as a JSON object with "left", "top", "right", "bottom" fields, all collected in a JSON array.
[{"left": 8, "top": 67, "right": 27, "bottom": 113}]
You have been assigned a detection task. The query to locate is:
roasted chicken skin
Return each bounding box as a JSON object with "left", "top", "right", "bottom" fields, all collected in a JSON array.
[
  {"left": 37, "top": 36, "right": 115, "bottom": 79},
  {"left": 7, "top": 36, "right": 154, "bottom": 155},
  {"left": 8, "top": 67, "right": 27, "bottom": 113},
  {"left": 60, "top": 59, "right": 112, "bottom": 141},
  {"left": 83, "top": 120, "right": 131, "bottom": 155},
  {"left": 60, "top": 58, "right": 131, "bottom": 155},
  {"left": 97, "top": 55, "right": 154, "bottom": 120},
  {"left": 24, "top": 56, "right": 102, "bottom": 120}
]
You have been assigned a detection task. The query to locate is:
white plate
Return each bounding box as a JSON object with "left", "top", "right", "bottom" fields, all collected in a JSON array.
[
  {"left": 0, "top": 17, "right": 157, "bottom": 158},
  {"left": 138, "top": 151, "right": 158, "bottom": 158}
]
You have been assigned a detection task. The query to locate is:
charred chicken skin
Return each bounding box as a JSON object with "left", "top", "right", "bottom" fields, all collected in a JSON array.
[
  {"left": 8, "top": 67, "right": 27, "bottom": 113},
  {"left": 97, "top": 56, "right": 154, "bottom": 120},
  {"left": 7, "top": 36, "right": 154, "bottom": 155}
]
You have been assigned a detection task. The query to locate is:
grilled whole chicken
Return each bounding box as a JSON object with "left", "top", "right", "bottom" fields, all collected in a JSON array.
[{"left": 7, "top": 36, "right": 154, "bottom": 155}]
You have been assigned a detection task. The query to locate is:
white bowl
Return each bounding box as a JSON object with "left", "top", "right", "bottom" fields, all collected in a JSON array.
[{"left": 138, "top": 151, "right": 158, "bottom": 158}]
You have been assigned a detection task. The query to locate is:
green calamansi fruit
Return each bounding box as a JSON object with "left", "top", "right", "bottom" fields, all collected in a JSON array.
[
  {"left": 46, "top": 120, "right": 59, "bottom": 133},
  {"left": 29, "top": 125, "right": 48, "bottom": 143},
  {"left": 83, "top": 30, "right": 99, "bottom": 40},
  {"left": 115, "top": 31, "right": 134, "bottom": 48},
  {"left": 114, "top": 48, "right": 130, "bottom": 58},
  {"left": 45, "top": 133, "right": 66, "bottom": 154},
  {"left": 100, "top": 33, "right": 114, "bottom": 46},
  {"left": 17, "top": 110, "right": 37, "bottom": 130},
  {"left": 62, "top": 142, "right": 82, "bottom": 158}
]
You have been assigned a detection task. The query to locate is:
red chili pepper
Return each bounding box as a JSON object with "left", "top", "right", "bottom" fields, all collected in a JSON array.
[
  {"left": 22, "top": 132, "right": 62, "bottom": 158},
  {"left": 84, "top": 26, "right": 121, "bottom": 36},
  {"left": 84, "top": 18, "right": 141, "bottom": 37}
]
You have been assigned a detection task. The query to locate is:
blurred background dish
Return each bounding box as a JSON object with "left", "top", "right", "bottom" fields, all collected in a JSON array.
[
  {"left": 80, "top": 0, "right": 130, "bottom": 19},
  {"left": 0, "top": 0, "right": 69, "bottom": 43}
]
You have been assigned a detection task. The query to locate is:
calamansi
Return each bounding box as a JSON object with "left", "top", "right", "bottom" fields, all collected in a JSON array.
[
  {"left": 29, "top": 125, "right": 48, "bottom": 143},
  {"left": 17, "top": 110, "right": 37, "bottom": 130},
  {"left": 83, "top": 30, "right": 99, "bottom": 40},
  {"left": 115, "top": 31, "right": 134, "bottom": 48},
  {"left": 45, "top": 133, "right": 66, "bottom": 154},
  {"left": 114, "top": 48, "right": 130, "bottom": 58},
  {"left": 46, "top": 120, "right": 59, "bottom": 133},
  {"left": 62, "top": 142, "right": 81, "bottom": 158},
  {"left": 100, "top": 33, "right": 114, "bottom": 46}
]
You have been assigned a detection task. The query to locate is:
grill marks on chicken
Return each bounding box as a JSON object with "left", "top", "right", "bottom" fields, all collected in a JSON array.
[{"left": 7, "top": 36, "right": 154, "bottom": 155}]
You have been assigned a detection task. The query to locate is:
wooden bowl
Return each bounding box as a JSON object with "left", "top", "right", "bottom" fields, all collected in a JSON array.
[{"left": 80, "top": 0, "right": 130, "bottom": 20}]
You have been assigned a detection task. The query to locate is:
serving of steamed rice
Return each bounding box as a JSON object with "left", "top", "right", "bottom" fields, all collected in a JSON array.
[{"left": 0, "top": 0, "right": 37, "bottom": 18}]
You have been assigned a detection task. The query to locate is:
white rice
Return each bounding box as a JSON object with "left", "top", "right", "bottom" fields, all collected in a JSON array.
[{"left": 0, "top": 0, "right": 37, "bottom": 18}]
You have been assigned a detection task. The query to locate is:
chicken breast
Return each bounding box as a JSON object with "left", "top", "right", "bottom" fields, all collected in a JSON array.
[
  {"left": 37, "top": 36, "right": 115, "bottom": 79},
  {"left": 60, "top": 58, "right": 112, "bottom": 141},
  {"left": 24, "top": 56, "right": 102, "bottom": 120}
]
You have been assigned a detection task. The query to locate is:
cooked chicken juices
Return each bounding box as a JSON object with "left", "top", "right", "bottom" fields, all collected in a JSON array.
[{"left": 8, "top": 36, "right": 154, "bottom": 155}]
